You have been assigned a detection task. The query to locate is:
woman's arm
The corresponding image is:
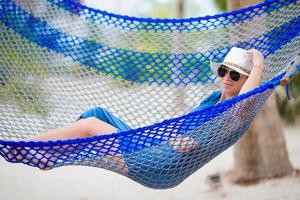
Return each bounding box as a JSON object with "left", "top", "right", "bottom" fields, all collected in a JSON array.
[{"left": 239, "top": 49, "right": 265, "bottom": 95}]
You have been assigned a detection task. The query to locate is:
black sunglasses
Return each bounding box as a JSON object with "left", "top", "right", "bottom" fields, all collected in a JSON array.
[{"left": 217, "top": 65, "right": 241, "bottom": 81}]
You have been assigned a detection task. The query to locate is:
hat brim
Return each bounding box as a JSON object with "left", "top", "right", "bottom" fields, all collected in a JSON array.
[{"left": 210, "top": 62, "right": 250, "bottom": 77}]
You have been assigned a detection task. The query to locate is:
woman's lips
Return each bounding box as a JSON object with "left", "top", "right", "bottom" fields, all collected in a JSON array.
[{"left": 222, "top": 82, "right": 233, "bottom": 86}]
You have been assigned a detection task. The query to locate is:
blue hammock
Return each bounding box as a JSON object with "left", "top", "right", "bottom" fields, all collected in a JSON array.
[{"left": 0, "top": 0, "right": 299, "bottom": 189}]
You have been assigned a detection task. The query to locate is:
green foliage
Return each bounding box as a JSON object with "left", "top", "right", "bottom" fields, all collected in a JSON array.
[
  {"left": 6, "top": 79, "right": 50, "bottom": 115},
  {"left": 288, "top": 70, "right": 300, "bottom": 95},
  {"left": 152, "top": 5, "right": 173, "bottom": 18},
  {"left": 214, "top": 0, "right": 227, "bottom": 11},
  {"left": 276, "top": 72, "right": 300, "bottom": 124},
  {"left": 0, "top": 24, "right": 50, "bottom": 116}
]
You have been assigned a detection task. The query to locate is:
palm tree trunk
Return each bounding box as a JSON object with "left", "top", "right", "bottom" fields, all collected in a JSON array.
[
  {"left": 227, "top": 0, "right": 293, "bottom": 183},
  {"left": 233, "top": 93, "right": 293, "bottom": 182}
]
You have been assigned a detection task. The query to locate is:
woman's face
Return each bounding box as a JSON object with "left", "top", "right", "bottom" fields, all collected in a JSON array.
[{"left": 218, "top": 66, "right": 248, "bottom": 97}]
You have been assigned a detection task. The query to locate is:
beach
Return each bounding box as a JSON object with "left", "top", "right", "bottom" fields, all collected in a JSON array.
[{"left": 0, "top": 125, "right": 299, "bottom": 200}]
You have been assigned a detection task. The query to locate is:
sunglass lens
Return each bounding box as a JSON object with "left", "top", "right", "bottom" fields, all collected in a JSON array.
[
  {"left": 217, "top": 67, "right": 227, "bottom": 77},
  {"left": 230, "top": 71, "right": 240, "bottom": 81}
]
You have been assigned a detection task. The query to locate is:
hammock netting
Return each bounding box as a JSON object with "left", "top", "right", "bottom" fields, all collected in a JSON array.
[{"left": 0, "top": 0, "right": 299, "bottom": 189}]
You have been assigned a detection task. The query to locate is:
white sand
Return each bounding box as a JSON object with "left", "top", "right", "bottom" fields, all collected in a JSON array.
[{"left": 0, "top": 125, "right": 299, "bottom": 200}]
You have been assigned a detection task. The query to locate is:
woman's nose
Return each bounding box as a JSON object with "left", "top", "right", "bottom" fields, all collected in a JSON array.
[{"left": 223, "top": 72, "right": 232, "bottom": 81}]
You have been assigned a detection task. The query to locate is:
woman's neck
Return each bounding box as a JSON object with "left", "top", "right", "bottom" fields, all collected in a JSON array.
[{"left": 220, "top": 92, "right": 237, "bottom": 101}]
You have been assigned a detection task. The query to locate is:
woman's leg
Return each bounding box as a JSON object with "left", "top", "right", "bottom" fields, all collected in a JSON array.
[
  {"left": 27, "top": 117, "right": 118, "bottom": 141},
  {"left": 19, "top": 108, "right": 129, "bottom": 173},
  {"left": 13, "top": 117, "right": 125, "bottom": 171}
]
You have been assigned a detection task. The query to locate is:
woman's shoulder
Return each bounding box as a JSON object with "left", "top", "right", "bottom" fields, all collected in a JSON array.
[
  {"left": 201, "top": 91, "right": 222, "bottom": 104},
  {"left": 192, "top": 90, "right": 222, "bottom": 112}
]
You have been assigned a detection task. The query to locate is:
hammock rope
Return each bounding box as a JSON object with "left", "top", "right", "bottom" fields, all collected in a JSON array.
[{"left": 0, "top": 0, "right": 299, "bottom": 189}]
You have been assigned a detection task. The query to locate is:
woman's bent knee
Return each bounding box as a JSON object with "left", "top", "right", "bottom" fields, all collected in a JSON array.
[
  {"left": 78, "top": 117, "right": 100, "bottom": 136},
  {"left": 79, "top": 117, "right": 117, "bottom": 136}
]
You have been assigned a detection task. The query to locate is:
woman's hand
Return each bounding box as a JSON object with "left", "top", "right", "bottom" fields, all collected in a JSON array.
[
  {"left": 239, "top": 49, "right": 265, "bottom": 95},
  {"left": 248, "top": 49, "right": 265, "bottom": 71},
  {"left": 169, "top": 136, "right": 198, "bottom": 153}
]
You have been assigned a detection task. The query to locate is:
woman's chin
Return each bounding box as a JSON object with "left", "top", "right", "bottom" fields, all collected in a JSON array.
[
  {"left": 221, "top": 88, "right": 238, "bottom": 97},
  {"left": 222, "top": 86, "right": 234, "bottom": 93}
]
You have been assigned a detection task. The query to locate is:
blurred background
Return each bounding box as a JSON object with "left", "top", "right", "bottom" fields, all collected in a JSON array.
[
  {"left": 0, "top": 0, "right": 299, "bottom": 200},
  {"left": 84, "top": 0, "right": 222, "bottom": 18}
]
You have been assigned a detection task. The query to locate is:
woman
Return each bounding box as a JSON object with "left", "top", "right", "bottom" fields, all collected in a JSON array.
[
  {"left": 193, "top": 47, "right": 264, "bottom": 112},
  {"left": 13, "top": 47, "right": 265, "bottom": 175},
  {"left": 27, "top": 47, "right": 264, "bottom": 144}
]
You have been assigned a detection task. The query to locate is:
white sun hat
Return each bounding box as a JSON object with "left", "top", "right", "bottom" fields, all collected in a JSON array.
[{"left": 210, "top": 47, "right": 253, "bottom": 76}]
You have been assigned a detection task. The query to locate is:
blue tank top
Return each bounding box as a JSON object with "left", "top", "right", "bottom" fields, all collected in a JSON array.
[{"left": 192, "top": 90, "right": 222, "bottom": 112}]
